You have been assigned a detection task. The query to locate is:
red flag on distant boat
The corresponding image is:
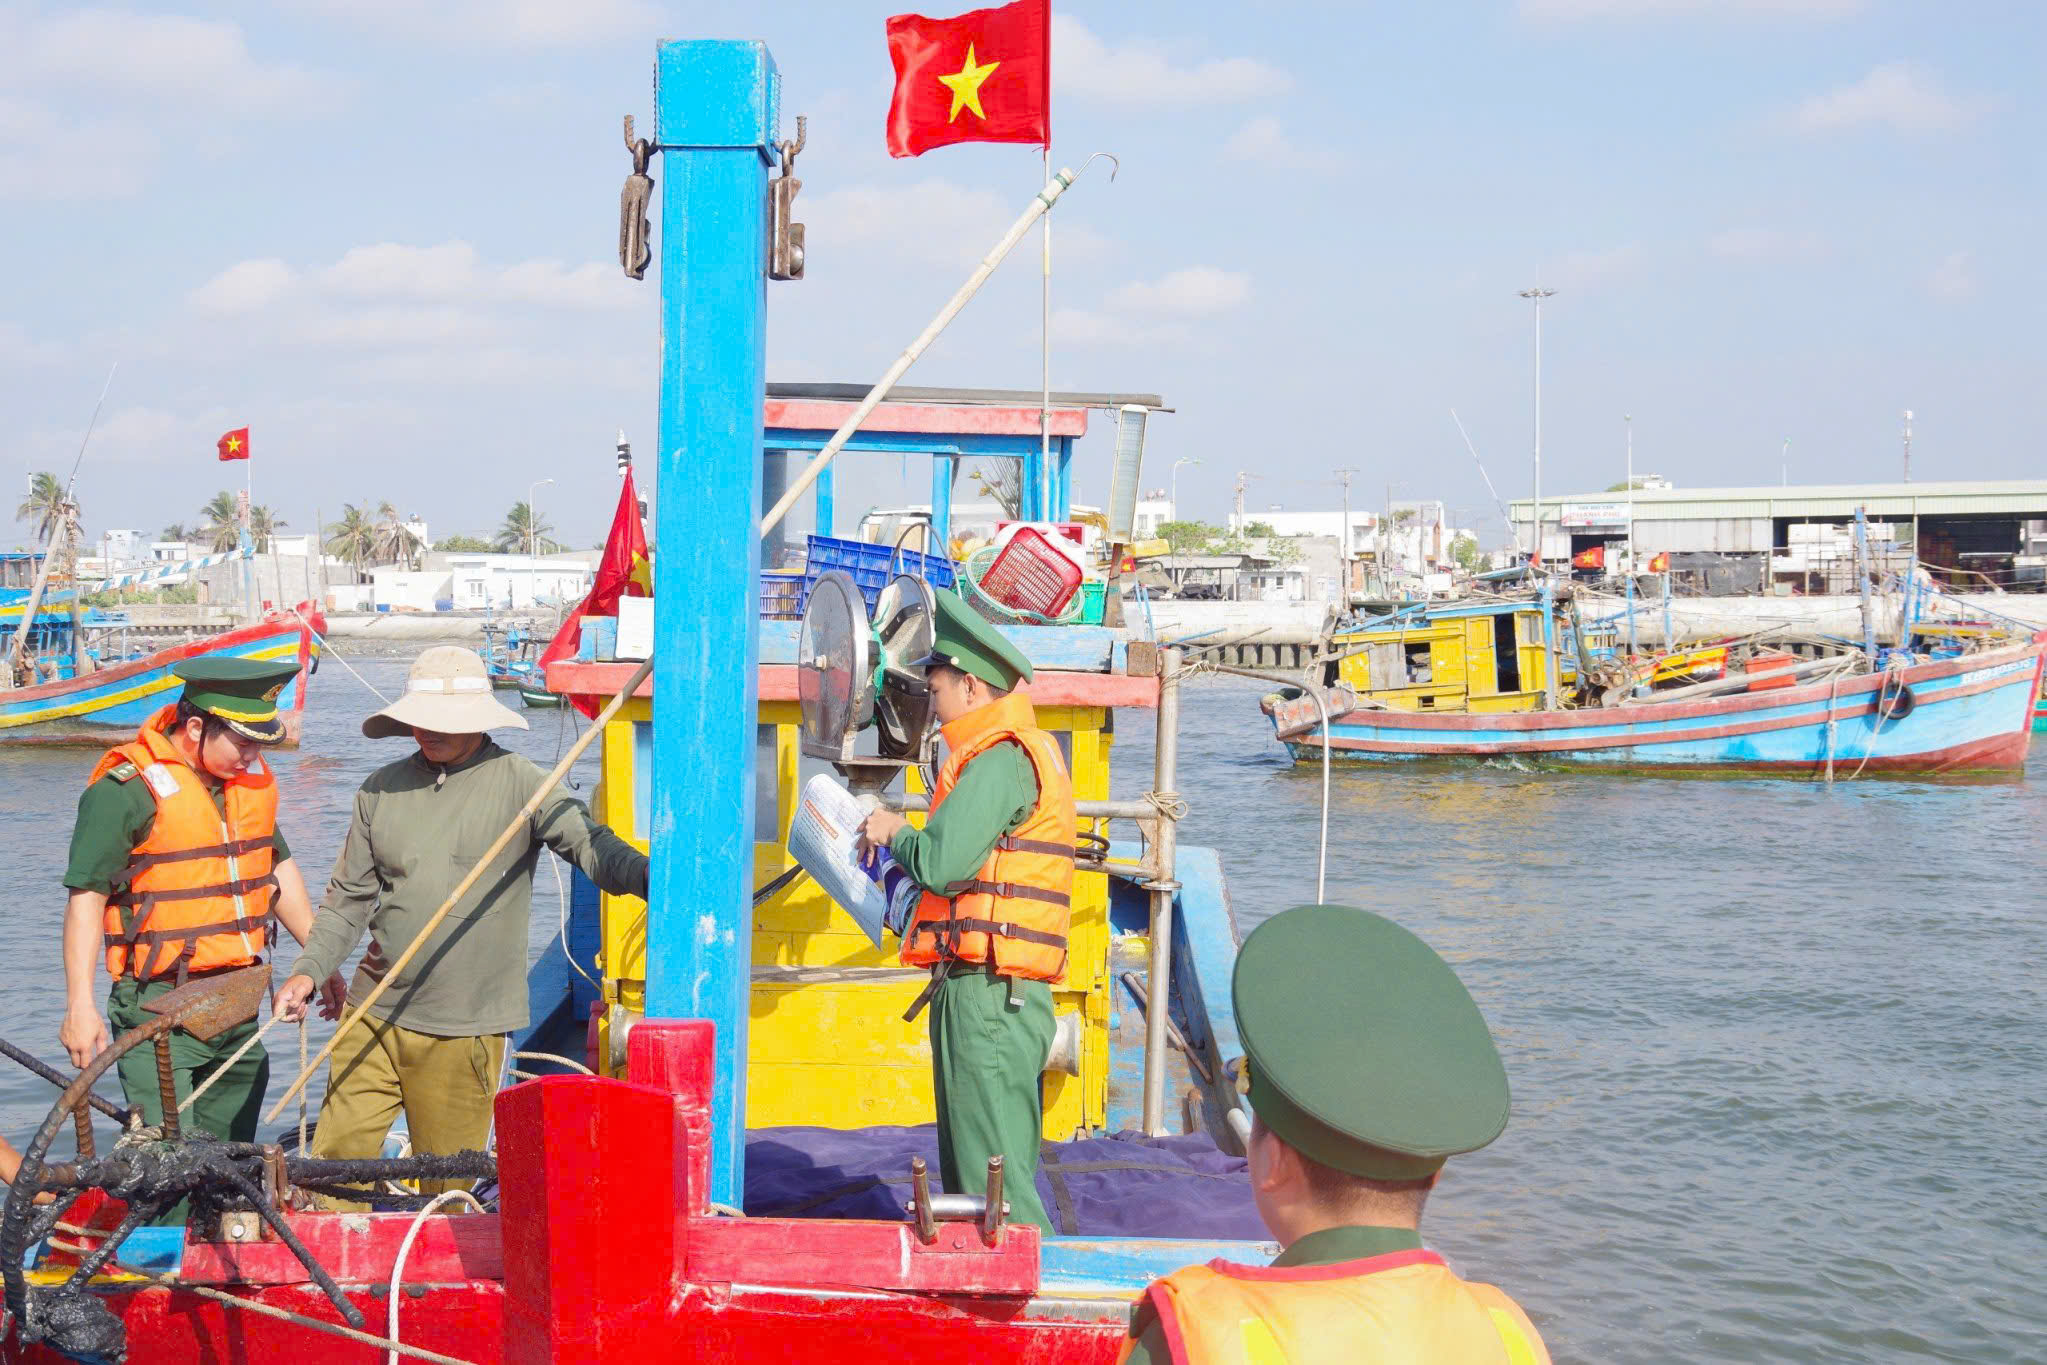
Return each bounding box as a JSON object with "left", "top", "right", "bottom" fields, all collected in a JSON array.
[
  {"left": 216, "top": 428, "right": 250, "bottom": 462},
  {"left": 885, "top": 0, "right": 1050, "bottom": 158},
  {"left": 1572, "top": 545, "right": 1604, "bottom": 570},
  {"left": 538, "top": 470, "right": 651, "bottom": 718}
]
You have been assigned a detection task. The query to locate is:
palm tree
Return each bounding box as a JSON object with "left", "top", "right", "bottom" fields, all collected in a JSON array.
[
  {"left": 200, "top": 491, "right": 242, "bottom": 553},
  {"left": 494, "top": 502, "right": 556, "bottom": 555},
  {"left": 373, "top": 502, "right": 425, "bottom": 570},
  {"left": 325, "top": 504, "right": 377, "bottom": 581},
  {"left": 160, "top": 522, "right": 193, "bottom": 544},
  {"left": 18, "top": 472, "right": 68, "bottom": 543}
]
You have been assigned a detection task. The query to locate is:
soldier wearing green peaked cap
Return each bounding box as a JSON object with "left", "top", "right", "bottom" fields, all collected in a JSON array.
[
  {"left": 171, "top": 656, "right": 303, "bottom": 743},
  {"left": 1117, "top": 906, "right": 1553, "bottom": 1364},
  {"left": 59, "top": 653, "right": 341, "bottom": 1203},
  {"left": 859, "top": 588, "right": 1073, "bottom": 1236}
]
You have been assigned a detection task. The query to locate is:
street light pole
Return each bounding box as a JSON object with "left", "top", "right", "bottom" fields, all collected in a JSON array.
[
  {"left": 1335, "top": 467, "right": 1358, "bottom": 599},
  {"left": 1170, "top": 457, "right": 1199, "bottom": 523},
  {"left": 528, "top": 476, "right": 554, "bottom": 611},
  {"left": 1519, "top": 286, "right": 1557, "bottom": 566},
  {"left": 1902, "top": 410, "right": 1913, "bottom": 483},
  {"left": 1625, "top": 414, "right": 1636, "bottom": 659}
]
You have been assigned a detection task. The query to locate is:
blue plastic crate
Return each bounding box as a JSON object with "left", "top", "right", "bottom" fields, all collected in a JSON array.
[
  {"left": 759, "top": 570, "right": 805, "bottom": 620},
  {"left": 799, "top": 534, "right": 957, "bottom": 614}
]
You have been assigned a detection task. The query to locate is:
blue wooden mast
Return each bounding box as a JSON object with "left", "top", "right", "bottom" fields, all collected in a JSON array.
[{"left": 646, "top": 39, "right": 779, "bottom": 1208}]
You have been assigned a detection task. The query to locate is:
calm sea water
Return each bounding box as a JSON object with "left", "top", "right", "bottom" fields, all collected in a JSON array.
[{"left": 1, "top": 656, "right": 2041, "bottom": 1362}]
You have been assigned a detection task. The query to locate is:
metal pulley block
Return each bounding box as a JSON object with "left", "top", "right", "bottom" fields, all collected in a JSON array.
[
  {"left": 620, "top": 115, "right": 653, "bottom": 281},
  {"left": 769, "top": 116, "right": 806, "bottom": 281}
]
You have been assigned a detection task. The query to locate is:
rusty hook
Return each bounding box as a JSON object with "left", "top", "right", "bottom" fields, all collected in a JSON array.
[
  {"left": 777, "top": 115, "right": 806, "bottom": 174},
  {"left": 623, "top": 114, "right": 652, "bottom": 175}
]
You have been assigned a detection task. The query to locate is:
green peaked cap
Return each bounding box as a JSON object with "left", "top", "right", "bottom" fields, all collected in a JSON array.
[
  {"left": 914, "top": 588, "right": 1034, "bottom": 692},
  {"left": 1233, "top": 905, "right": 1510, "bottom": 1181},
  {"left": 171, "top": 657, "right": 299, "bottom": 744}
]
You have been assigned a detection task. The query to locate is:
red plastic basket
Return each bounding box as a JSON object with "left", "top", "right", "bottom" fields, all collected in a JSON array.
[{"left": 977, "top": 526, "right": 1084, "bottom": 618}]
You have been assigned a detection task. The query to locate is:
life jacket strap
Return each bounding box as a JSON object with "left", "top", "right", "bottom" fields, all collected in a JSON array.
[
  {"left": 112, "top": 837, "right": 276, "bottom": 885},
  {"left": 110, "top": 874, "right": 279, "bottom": 908},
  {"left": 936, "top": 881, "right": 1071, "bottom": 910},
  {"left": 991, "top": 835, "right": 1078, "bottom": 861},
  {"left": 913, "top": 915, "right": 1068, "bottom": 950}
]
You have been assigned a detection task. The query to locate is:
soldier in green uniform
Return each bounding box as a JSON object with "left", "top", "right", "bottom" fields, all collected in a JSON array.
[
  {"left": 1117, "top": 905, "right": 1552, "bottom": 1364},
  {"left": 59, "top": 658, "right": 342, "bottom": 1148},
  {"left": 858, "top": 590, "right": 1077, "bottom": 1236}
]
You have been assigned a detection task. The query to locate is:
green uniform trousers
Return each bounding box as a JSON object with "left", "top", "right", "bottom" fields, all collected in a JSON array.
[
  {"left": 309, "top": 1014, "right": 505, "bottom": 1211},
  {"left": 108, "top": 976, "right": 269, "bottom": 1142},
  {"left": 929, "top": 966, "right": 1055, "bottom": 1235},
  {"left": 109, "top": 975, "right": 269, "bottom": 1225}
]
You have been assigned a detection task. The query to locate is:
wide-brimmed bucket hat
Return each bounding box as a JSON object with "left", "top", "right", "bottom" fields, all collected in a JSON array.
[{"left": 362, "top": 646, "right": 529, "bottom": 739}]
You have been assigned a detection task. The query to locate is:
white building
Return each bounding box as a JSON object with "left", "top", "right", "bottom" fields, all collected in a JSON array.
[
  {"left": 1132, "top": 493, "right": 1174, "bottom": 538},
  {"left": 1226, "top": 509, "right": 1378, "bottom": 559},
  {"left": 443, "top": 552, "right": 594, "bottom": 611}
]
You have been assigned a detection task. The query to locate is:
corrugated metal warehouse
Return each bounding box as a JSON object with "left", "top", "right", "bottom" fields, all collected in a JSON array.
[{"left": 1508, "top": 480, "right": 2047, "bottom": 589}]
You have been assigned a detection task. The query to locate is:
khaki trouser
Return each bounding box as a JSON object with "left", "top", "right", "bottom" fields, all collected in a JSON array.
[{"left": 309, "top": 1014, "right": 505, "bottom": 1211}]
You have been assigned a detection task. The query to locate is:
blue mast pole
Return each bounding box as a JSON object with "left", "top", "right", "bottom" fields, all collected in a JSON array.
[{"left": 646, "top": 39, "right": 778, "bottom": 1210}]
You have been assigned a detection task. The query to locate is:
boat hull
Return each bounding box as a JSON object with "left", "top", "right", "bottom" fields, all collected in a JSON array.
[
  {"left": 1265, "top": 639, "right": 2046, "bottom": 776},
  {"left": 0, "top": 614, "right": 320, "bottom": 745}
]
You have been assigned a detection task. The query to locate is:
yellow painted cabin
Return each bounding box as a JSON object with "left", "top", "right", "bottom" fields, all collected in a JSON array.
[
  {"left": 549, "top": 655, "right": 1160, "bottom": 1142},
  {"left": 1327, "top": 603, "right": 1552, "bottom": 713}
]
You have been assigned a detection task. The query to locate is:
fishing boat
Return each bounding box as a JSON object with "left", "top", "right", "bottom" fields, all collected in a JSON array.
[
  {"left": 481, "top": 623, "right": 540, "bottom": 690},
  {"left": 1260, "top": 584, "right": 2044, "bottom": 776},
  {"left": 515, "top": 683, "right": 559, "bottom": 709},
  {"left": 0, "top": 41, "right": 1287, "bottom": 1363},
  {"left": 0, "top": 610, "right": 322, "bottom": 746}
]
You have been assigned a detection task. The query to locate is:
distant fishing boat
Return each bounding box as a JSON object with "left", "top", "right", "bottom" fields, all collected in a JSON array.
[
  {"left": 0, "top": 609, "right": 321, "bottom": 745},
  {"left": 1262, "top": 591, "right": 2044, "bottom": 776},
  {"left": 517, "top": 683, "right": 560, "bottom": 709}
]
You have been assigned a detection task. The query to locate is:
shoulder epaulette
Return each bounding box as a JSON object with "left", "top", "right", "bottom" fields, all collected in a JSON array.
[{"left": 106, "top": 761, "right": 139, "bottom": 783}]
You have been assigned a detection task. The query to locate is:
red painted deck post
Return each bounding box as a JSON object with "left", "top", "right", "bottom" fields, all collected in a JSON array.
[
  {"left": 628, "top": 1018, "right": 719, "bottom": 1217},
  {"left": 495, "top": 1077, "right": 689, "bottom": 1361}
]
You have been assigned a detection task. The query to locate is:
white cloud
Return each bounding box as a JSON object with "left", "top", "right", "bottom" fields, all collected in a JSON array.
[
  {"left": 1785, "top": 63, "right": 1995, "bottom": 135},
  {"left": 282, "top": 0, "right": 656, "bottom": 47},
  {"left": 1054, "top": 16, "right": 1291, "bottom": 106},
  {"left": 803, "top": 179, "right": 1111, "bottom": 270},
  {"left": 0, "top": 320, "right": 69, "bottom": 367},
  {"left": 1928, "top": 251, "right": 1974, "bottom": 300},
  {"left": 4, "top": 8, "right": 343, "bottom": 115},
  {"left": 191, "top": 259, "right": 298, "bottom": 315},
  {"left": 1706, "top": 228, "right": 1825, "bottom": 261},
  {"left": 1055, "top": 265, "right": 1251, "bottom": 346},
  {"left": 0, "top": 8, "right": 342, "bottom": 200},
  {"left": 1221, "top": 116, "right": 1315, "bottom": 168},
  {"left": 1107, "top": 267, "right": 1251, "bottom": 318},
  {"left": 1521, "top": 0, "right": 1862, "bottom": 18}
]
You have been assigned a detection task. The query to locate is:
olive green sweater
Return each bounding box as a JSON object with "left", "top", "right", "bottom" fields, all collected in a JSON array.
[{"left": 289, "top": 740, "right": 647, "bottom": 1037}]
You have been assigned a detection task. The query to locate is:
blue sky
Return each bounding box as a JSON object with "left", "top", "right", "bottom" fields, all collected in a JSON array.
[{"left": 0, "top": 0, "right": 2038, "bottom": 551}]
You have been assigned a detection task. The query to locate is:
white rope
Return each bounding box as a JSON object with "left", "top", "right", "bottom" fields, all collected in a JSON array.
[
  {"left": 386, "top": 1188, "right": 486, "bottom": 1365},
  {"left": 178, "top": 1012, "right": 287, "bottom": 1114},
  {"left": 289, "top": 604, "right": 391, "bottom": 704},
  {"left": 508, "top": 1051, "right": 594, "bottom": 1076}
]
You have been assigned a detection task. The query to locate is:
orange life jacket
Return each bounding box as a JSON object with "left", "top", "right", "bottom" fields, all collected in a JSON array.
[
  {"left": 900, "top": 691, "right": 1076, "bottom": 983},
  {"left": 89, "top": 705, "right": 280, "bottom": 982},
  {"left": 1123, "top": 1247, "right": 1551, "bottom": 1365}
]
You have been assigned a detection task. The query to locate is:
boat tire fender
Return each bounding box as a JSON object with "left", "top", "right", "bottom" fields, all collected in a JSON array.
[{"left": 1876, "top": 675, "right": 1915, "bottom": 722}]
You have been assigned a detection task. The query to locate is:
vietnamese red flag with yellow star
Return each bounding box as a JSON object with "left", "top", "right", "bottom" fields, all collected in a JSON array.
[
  {"left": 538, "top": 467, "right": 652, "bottom": 717},
  {"left": 216, "top": 427, "right": 250, "bottom": 462},
  {"left": 885, "top": 0, "right": 1049, "bottom": 158}
]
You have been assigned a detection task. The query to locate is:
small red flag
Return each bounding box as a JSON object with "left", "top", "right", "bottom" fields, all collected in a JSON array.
[
  {"left": 885, "top": 0, "right": 1049, "bottom": 159},
  {"left": 1648, "top": 552, "right": 1670, "bottom": 573},
  {"left": 216, "top": 427, "right": 250, "bottom": 462},
  {"left": 1572, "top": 545, "right": 1605, "bottom": 570},
  {"left": 539, "top": 470, "right": 651, "bottom": 718}
]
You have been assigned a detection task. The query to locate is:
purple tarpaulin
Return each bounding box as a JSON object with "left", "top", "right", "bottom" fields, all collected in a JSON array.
[{"left": 745, "top": 1125, "right": 1265, "bottom": 1239}]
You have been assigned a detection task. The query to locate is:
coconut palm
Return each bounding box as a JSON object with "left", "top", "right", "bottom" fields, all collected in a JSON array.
[
  {"left": 373, "top": 502, "right": 425, "bottom": 570},
  {"left": 325, "top": 504, "right": 377, "bottom": 580},
  {"left": 18, "top": 472, "right": 69, "bottom": 543},
  {"left": 200, "top": 491, "right": 243, "bottom": 553},
  {"left": 160, "top": 522, "right": 193, "bottom": 544},
  {"left": 494, "top": 501, "right": 557, "bottom": 555}
]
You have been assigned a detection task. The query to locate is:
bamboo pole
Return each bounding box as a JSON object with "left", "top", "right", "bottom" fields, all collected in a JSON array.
[
  {"left": 266, "top": 655, "right": 653, "bottom": 1121},
  {"left": 758, "top": 165, "right": 1085, "bottom": 538}
]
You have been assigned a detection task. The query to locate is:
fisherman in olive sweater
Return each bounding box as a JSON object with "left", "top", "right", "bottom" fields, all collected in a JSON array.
[{"left": 275, "top": 648, "right": 646, "bottom": 1203}]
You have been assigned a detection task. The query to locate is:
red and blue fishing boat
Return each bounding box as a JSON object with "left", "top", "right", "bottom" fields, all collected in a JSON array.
[{"left": 0, "top": 38, "right": 1287, "bottom": 1365}]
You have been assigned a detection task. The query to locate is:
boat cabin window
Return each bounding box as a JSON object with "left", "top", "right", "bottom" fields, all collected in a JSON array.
[
  {"left": 1404, "top": 644, "right": 1432, "bottom": 685},
  {"left": 1493, "top": 614, "right": 1521, "bottom": 692}
]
